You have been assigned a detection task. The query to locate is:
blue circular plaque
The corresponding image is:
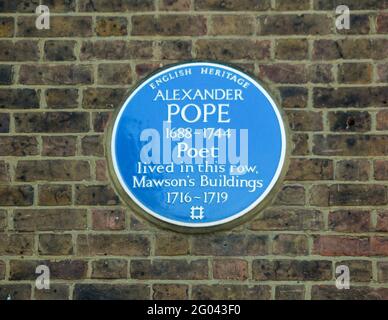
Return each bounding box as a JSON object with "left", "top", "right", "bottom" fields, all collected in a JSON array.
[{"left": 110, "top": 62, "right": 287, "bottom": 228}]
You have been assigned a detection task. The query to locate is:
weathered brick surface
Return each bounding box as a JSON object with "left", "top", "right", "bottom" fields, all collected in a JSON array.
[{"left": 0, "top": 0, "right": 387, "bottom": 301}]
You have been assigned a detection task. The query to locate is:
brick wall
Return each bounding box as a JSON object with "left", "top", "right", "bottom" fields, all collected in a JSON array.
[{"left": 0, "top": 0, "right": 387, "bottom": 300}]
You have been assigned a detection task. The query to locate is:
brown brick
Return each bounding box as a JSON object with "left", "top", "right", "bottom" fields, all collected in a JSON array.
[
  {"left": 0, "top": 113, "right": 9, "bottom": 133},
  {"left": 196, "top": 39, "right": 270, "bottom": 60},
  {"left": 74, "top": 284, "right": 150, "bottom": 300},
  {"left": 376, "top": 210, "right": 388, "bottom": 232},
  {"left": 335, "top": 260, "right": 372, "bottom": 282},
  {"left": 0, "top": 285, "right": 31, "bottom": 300},
  {"left": 42, "top": 0, "right": 76, "bottom": 12},
  {"left": 192, "top": 234, "right": 268, "bottom": 256},
  {"left": 378, "top": 262, "right": 388, "bottom": 282},
  {"left": 0, "top": 210, "right": 6, "bottom": 231},
  {"left": 14, "top": 209, "right": 87, "bottom": 231},
  {"left": 45, "top": 89, "right": 78, "bottom": 109},
  {"left": 250, "top": 208, "right": 323, "bottom": 231},
  {"left": 329, "top": 184, "right": 387, "bottom": 206},
  {"left": 195, "top": 0, "right": 270, "bottom": 10},
  {"left": 377, "top": 13, "right": 388, "bottom": 33},
  {"left": 44, "top": 40, "right": 76, "bottom": 62},
  {"left": 16, "top": 160, "right": 90, "bottom": 182},
  {"left": 91, "top": 259, "right": 127, "bottom": 279},
  {"left": 96, "top": 159, "right": 108, "bottom": 181},
  {"left": 77, "top": 234, "right": 150, "bottom": 256},
  {"left": 80, "top": 40, "right": 153, "bottom": 60},
  {"left": 260, "top": 64, "right": 307, "bottom": 84},
  {"left": 313, "top": 39, "right": 388, "bottom": 60},
  {"left": 0, "top": 260, "right": 4, "bottom": 279},
  {"left": 160, "top": 0, "right": 191, "bottom": 11},
  {"left": 291, "top": 134, "right": 309, "bottom": 155},
  {"left": 0, "top": 17, "right": 14, "bottom": 37},
  {"left": 376, "top": 110, "right": 388, "bottom": 131},
  {"left": 81, "top": 135, "right": 104, "bottom": 157},
  {"left": 130, "top": 214, "right": 150, "bottom": 231},
  {"left": 42, "top": 136, "right": 77, "bottom": 157},
  {"left": 328, "top": 111, "right": 371, "bottom": 132},
  {"left": 0, "top": 161, "right": 9, "bottom": 182},
  {"left": 93, "top": 112, "right": 111, "bottom": 132},
  {"left": 275, "top": 285, "right": 305, "bottom": 300},
  {"left": 279, "top": 87, "right": 308, "bottom": 108},
  {"left": 0, "top": 40, "right": 39, "bottom": 61},
  {"left": 313, "top": 135, "right": 388, "bottom": 156},
  {"left": 82, "top": 88, "right": 126, "bottom": 109},
  {"left": 95, "top": 17, "right": 127, "bottom": 36},
  {"left": 253, "top": 259, "right": 332, "bottom": 281},
  {"left": 15, "top": 112, "right": 90, "bottom": 133},
  {"left": 38, "top": 185, "right": 72, "bottom": 206},
  {"left": 0, "top": 137, "right": 38, "bottom": 156},
  {"left": 38, "top": 234, "right": 73, "bottom": 255},
  {"left": 377, "top": 64, "right": 388, "bottom": 82},
  {"left": 131, "top": 259, "right": 208, "bottom": 280},
  {"left": 0, "top": 0, "right": 39, "bottom": 12},
  {"left": 321, "top": 81, "right": 379, "bottom": 107},
  {"left": 337, "top": 15, "right": 370, "bottom": 35},
  {"left": 312, "top": 40, "right": 341, "bottom": 60},
  {"left": 160, "top": 40, "right": 192, "bottom": 60},
  {"left": 286, "top": 159, "right": 333, "bottom": 181},
  {"left": 19, "top": 65, "right": 92, "bottom": 85},
  {"left": 309, "top": 64, "right": 334, "bottom": 83},
  {"left": 10, "top": 260, "right": 87, "bottom": 280},
  {"left": 92, "top": 209, "right": 125, "bottom": 231},
  {"left": 35, "top": 284, "right": 69, "bottom": 300},
  {"left": 311, "top": 285, "right": 388, "bottom": 300},
  {"left": 335, "top": 160, "right": 370, "bottom": 181},
  {"left": 213, "top": 259, "right": 248, "bottom": 280},
  {"left": 286, "top": 110, "right": 323, "bottom": 131},
  {"left": 313, "top": 235, "right": 370, "bottom": 256},
  {"left": 0, "top": 89, "right": 39, "bottom": 109},
  {"left": 274, "top": 185, "right": 305, "bottom": 206},
  {"left": 17, "top": 16, "right": 92, "bottom": 37},
  {"left": 272, "top": 234, "right": 308, "bottom": 256},
  {"left": 309, "top": 185, "right": 329, "bottom": 207},
  {"left": 275, "top": 39, "right": 308, "bottom": 60},
  {"left": 259, "top": 14, "right": 331, "bottom": 35},
  {"left": 314, "top": 0, "right": 386, "bottom": 10},
  {"left": 0, "top": 65, "right": 13, "bottom": 85},
  {"left": 338, "top": 63, "right": 372, "bottom": 84},
  {"left": 211, "top": 15, "right": 254, "bottom": 35},
  {"left": 192, "top": 285, "right": 271, "bottom": 300},
  {"left": 75, "top": 185, "right": 119, "bottom": 205},
  {"left": 0, "top": 186, "right": 34, "bottom": 206},
  {"left": 329, "top": 210, "right": 370, "bottom": 233},
  {"left": 98, "top": 63, "right": 132, "bottom": 85},
  {"left": 155, "top": 233, "right": 189, "bottom": 256},
  {"left": 0, "top": 234, "right": 33, "bottom": 255},
  {"left": 275, "top": 0, "right": 310, "bottom": 10},
  {"left": 136, "top": 63, "right": 162, "bottom": 79},
  {"left": 132, "top": 15, "right": 206, "bottom": 36},
  {"left": 375, "top": 41, "right": 388, "bottom": 64},
  {"left": 152, "top": 284, "right": 189, "bottom": 300},
  {"left": 78, "top": 0, "right": 154, "bottom": 11},
  {"left": 371, "top": 237, "right": 388, "bottom": 256},
  {"left": 374, "top": 160, "right": 388, "bottom": 180}
]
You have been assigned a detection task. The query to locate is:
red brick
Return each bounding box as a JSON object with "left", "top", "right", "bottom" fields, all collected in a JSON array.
[
  {"left": 213, "top": 259, "right": 248, "bottom": 280},
  {"left": 92, "top": 209, "right": 125, "bottom": 231},
  {"left": 328, "top": 210, "right": 370, "bottom": 233}
]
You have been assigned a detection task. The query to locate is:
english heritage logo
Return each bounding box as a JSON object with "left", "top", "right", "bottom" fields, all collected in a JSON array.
[{"left": 109, "top": 62, "right": 287, "bottom": 230}]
